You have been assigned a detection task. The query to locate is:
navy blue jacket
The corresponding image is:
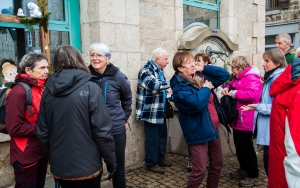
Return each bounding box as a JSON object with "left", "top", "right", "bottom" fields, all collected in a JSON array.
[
  {"left": 170, "top": 65, "right": 230, "bottom": 146},
  {"left": 89, "top": 64, "right": 132, "bottom": 135}
]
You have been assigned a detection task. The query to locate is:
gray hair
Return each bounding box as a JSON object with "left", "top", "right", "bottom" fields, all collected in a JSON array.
[
  {"left": 152, "top": 47, "right": 168, "bottom": 61},
  {"left": 19, "top": 53, "right": 48, "bottom": 72},
  {"left": 89, "top": 42, "right": 111, "bottom": 58},
  {"left": 276, "top": 34, "right": 292, "bottom": 45}
]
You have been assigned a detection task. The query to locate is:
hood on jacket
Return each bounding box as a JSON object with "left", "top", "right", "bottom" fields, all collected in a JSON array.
[
  {"left": 46, "top": 69, "right": 92, "bottom": 96},
  {"left": 89, "top": 63, "right": 119, "bottom": 78},
  {"left": 236, "top": 66, "right": 260, "bottom": 80},
  {"left": 14, "top": 72, "right": 46, "bottom": 88}
]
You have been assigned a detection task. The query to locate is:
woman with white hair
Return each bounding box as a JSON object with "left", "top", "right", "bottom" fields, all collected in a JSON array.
[{"left": 89, "top": 42, "right": 132, "bottom": 188}]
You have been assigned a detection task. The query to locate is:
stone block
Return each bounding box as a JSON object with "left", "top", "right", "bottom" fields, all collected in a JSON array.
[
  {"left": 257, "top": 37, "right": 265, "bottom": 54},
  {"left": 89, "top": 22, "right": 101, "bottom": 45},
  {"left": 252, "top": 53, "right": 264, "bottom": 73},
  {"left": 86, "top": 0, "right": 100, "bottom": 23},
  {"left": 220, "top": 17, "right": 237, "bottom": 37},
  {"left": 116, "top": 24, "right": 140, "bottom": 52},
  {"left": 220, "top": 0, "right": 234, "bottom": 18},
  {"left": 139, "top": 1, "right": 162, "bottom": 17},
  {"left": 110, "top": 52, "right": 127, "bottom": 74},
  {"left": 80, "top": 23, "right": 91, "bottom": 55},
  {"left": 126, "top": 0, "right": 139, "bottom": 25},
  {"left": 127, "top": 53, "right": 141, "bottom": 80},
  {"left": 253, "top": 22, "right": 265, "bottom": 38},
  {"left": 0, "top": 142, "right": 10, "bottom": 161},
  {"left": 99, "top": 0, "right": 126, "bottom": 23},
  {"left": 100, "top": 22, "right": 116, "bottom": 51},
  {"left": 253, "top": 0, "right": 265, "bottom": 6},
  {"left": 257, "top": 5, "right": 265, "bottom": 22},
  {"left": 175, "top": 7, "right": 183, "bottom": 30},
  {"left": 163, "top": 7, "right": 175, "bottom": 30},
  {"left": 175, "top": 0, "right": 183, "bottom": 7},
  {"left": 156, "top": 0, "right": 174, "bottom": 6}
]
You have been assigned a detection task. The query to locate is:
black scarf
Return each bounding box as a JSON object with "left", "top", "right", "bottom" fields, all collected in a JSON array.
[{"left": 264, "top": 67, "right": 278, "bottom": 82}]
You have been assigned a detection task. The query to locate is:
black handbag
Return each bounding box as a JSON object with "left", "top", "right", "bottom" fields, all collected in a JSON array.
[{"left": 164, "top": 99, "right": 174, "bottom": 119}]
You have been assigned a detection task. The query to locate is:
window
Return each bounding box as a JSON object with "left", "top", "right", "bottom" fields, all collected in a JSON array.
[
  {"left": 0, "top": 0, "right": 81, "bottom": 62},
  {"left": 266, "top": 0, "right": 279, "bottom": 10},
  {"left": 183, "top": 0, "right": 220, "bottom": 29}
]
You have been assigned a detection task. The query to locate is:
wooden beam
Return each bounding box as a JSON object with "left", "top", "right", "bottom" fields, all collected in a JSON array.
[{"left": 0, "top": 14, "right": 21, "bottom": 24}]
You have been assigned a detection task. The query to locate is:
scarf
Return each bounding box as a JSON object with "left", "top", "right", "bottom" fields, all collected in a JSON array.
[
  {"left": 264, "top": 67, "right": 278, "bottom": 82},
  {"left": 177, "top": 72, "right": 204, "bottom": 89}
]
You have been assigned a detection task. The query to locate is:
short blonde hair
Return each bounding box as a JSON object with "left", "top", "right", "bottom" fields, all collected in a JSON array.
[{"left": 231, "top": 56, "right": 250, "bottom": 70}]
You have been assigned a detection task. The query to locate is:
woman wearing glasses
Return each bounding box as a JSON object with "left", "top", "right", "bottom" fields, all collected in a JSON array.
[
  {"left": 222, "top": 56, "right": 262, "bottom": 187},
  {"left": 170, "top": 50, "right": 229, "bottom": 188},
  {"left": 89, "top": 42, "right": 132, "bottom": 188}
]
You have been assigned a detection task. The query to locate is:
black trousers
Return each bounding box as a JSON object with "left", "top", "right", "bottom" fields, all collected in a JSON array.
[
  {"left": 57, "top": 175, "right": 101, "bottom": 188},
  {"left": 233, "top": 129, "right": 259, "bottom": 178},
  {"left": 263, "top": 146, "right": 269, "bottom": 176}
]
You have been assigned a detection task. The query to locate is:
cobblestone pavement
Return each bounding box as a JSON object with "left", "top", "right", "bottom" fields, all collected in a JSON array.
[{"left": 125, "top": 152, "right": 267, "bottom": 188}]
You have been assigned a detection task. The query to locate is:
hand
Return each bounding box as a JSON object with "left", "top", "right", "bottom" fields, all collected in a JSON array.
[
  {"left": 228, "top": 90, "right": 233, "bottom": 96},
  {"left": 202, "top": 80, "right": 214, "bottom": 90},
  {"left": 167, "top": 88, "right": 173, "bottom": 95},
  {"left": 106, "top": 163, "right": 117, "bottom": 180},
  {"left": 222, "top": 89, "right": 229, "bottom": 96},
  {"left": 240, "top": 104, "right": 257, "bottom": 111},
  {"left": 125, "top": 122, "right": 130, "bottom": 130}
]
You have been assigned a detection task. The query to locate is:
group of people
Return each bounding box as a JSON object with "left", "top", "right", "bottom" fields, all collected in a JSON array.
[{"left": 4, "top": 32, "right": 300, "bottom": 188}]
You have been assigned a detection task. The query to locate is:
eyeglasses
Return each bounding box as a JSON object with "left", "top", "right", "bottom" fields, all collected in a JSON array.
[{"left": 90, "top": 54, "right": 104, "bottom": 59}]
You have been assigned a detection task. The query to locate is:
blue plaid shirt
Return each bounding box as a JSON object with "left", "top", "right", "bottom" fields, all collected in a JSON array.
[{"left": 135, "top": 60, "right": 170, "bottom": 124}]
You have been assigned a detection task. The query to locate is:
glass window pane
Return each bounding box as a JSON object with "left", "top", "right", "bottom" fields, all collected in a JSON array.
[
  {"left": 0, "top": 0, "right": 13, "bottom": 15},
  {"left": 50, "top": 31, "right": 69, "bottom": 61},
  {"left": 183, "top": 5, "right": 218, "bottom": 28},
  {"left": 200, "top": 0, "right": 217, "bottom": 4}
]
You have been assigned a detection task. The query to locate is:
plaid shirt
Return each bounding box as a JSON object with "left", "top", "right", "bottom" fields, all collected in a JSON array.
[{"left": 135, "top": 60, "right": 170, "bottom": 124}]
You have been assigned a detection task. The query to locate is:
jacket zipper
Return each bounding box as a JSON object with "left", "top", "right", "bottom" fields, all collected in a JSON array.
[{"left": 103, "top": 82, "right": 108, "bottom": 101}]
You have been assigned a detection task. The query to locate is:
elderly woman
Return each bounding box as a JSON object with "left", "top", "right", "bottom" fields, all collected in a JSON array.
[
  {"left": 89, "top": 42, "right": 132, "bottom": 188},
  {"left": 6, "top": 53, "right": 49, "bottom": 188},
  {"left": 222, "top": 56, "right": 262, "bottom": 187},
  {"left": 241, "top": 48, "right": 286, "bottom": 176},
  {"left": 170, "top": 50, "right": 229, "bottom": 188}
]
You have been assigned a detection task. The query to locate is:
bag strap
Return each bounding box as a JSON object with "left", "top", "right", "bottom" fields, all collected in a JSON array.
[{"left": 16, "top": 82, "right": 34, "bottom": 117}]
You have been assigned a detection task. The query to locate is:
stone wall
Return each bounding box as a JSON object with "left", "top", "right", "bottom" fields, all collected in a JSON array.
[
  {"left": 266, "top": 0, "right": 300, "bottom": 24},
  {"left": 220, "top": 0, "right": 265, "bottom": 71}
]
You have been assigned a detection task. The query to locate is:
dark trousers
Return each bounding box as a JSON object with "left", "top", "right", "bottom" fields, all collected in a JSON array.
[
  {"left": 112, "top": 131, "right": 127, "bottom": 188},
  {"left": 233, "top": 129, "right": 259, "bottom": 178},
  {"left": 187, "top": 137, "right": 223, "bottom": 188},
  {"left": 144, "top": 120, "right": 167, "bottom": 167},
  {"left": 13, "top": 157, "right": 48, "bottom": 188},
  {"left": 263, "top": 146, "right": 269, "bottom": 176},
  {"left": 57, "top": 175, "right": 101, "bottom": 188}
]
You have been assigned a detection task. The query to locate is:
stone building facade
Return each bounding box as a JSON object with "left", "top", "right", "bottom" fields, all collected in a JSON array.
[
  {"left": 0, "top": 0, "right": 265, "bottom": 187},
  {"left": 265, "top": 0, "right": 300, "bottom": 50}
]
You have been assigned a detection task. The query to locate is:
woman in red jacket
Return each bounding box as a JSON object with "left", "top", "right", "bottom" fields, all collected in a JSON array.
[{"left": 6, "top": 53, "right": 49, "bottom": 188}]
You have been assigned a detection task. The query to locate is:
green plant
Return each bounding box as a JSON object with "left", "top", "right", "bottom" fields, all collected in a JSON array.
[{"left": 20, "top": 0, "right": 52, "bottom": 32}]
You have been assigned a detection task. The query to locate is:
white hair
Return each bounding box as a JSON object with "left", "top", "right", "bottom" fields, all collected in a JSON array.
[
  {"left": 152, "top": 47, "right": 168, "bottom": 61},
  {"left": 296, "top": 47, "right": 300, "bottom": 55},
  {"left": 89, "top": 42, "right": 111, "bottom": 58}
]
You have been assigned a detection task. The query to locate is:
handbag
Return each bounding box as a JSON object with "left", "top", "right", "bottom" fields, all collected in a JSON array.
[{"left": 164, "top": 99, "right": 174, "bottom": 119}]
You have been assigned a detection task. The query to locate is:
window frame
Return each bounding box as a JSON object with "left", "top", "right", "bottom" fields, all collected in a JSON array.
[
  {"left": 183, "top": 0, "right": 220, "bottom": 29},
  {"left": 0, "top": 0, "right": 81, "bottom": 51}
]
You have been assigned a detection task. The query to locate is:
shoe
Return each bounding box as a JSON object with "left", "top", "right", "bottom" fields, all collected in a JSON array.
[
  {"left": 158, "top": 159, "right": 172, "bottom": 167},
  {"left": 146, "top": 165, "right": 165, "bottom": 174},
  {"left": 230, "top": 168, "right": 247, "bottom": 179},
  {"left": 187, "top": 160, "right": 192, "bottom": 172},
  {"left": 239, "top": 177, "right": 262, "bottom": 187}
]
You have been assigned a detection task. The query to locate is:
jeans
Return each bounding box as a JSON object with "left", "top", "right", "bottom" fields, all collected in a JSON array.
[
  {"left": 233, "top": 129, "right": 259, "bottom": 178},
  {"left": 144, "top": 120, "right": 167, "bottom": 167},
  {"left": 187, "top": 137, "right": 223, "bottom": 188},
  {"left": 57, "top": 175, "right": 101, "bottom": 188},
  {"left": 263, "top": 146, "right": 269, "bottom": 176},
  {"left": 13, "top": 157, "right": 48, "bottom": 188},
  {"left": 112, "top": 131, "right": 127, "bottom": 188}
]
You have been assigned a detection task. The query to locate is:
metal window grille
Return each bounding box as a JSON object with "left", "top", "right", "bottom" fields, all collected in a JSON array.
[{"left": 266, "top": 0, "right": 279, "bottom": 10}]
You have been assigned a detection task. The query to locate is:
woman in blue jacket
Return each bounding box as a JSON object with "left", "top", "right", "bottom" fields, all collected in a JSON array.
[
  {"left": 241, "top": 48, "right": 287, "bottom": 176},
  {"left": 170, "top": 50, "right": 229, "bottom": 188},
  {"left": 89, "top": 42, "right": 132, "bottom": 188}
]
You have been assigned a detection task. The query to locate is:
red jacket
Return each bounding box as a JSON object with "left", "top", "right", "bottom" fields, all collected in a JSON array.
[
  {"left": 269, "top": 64, "right": 300, "bottom": 188},
  {"left": 6, "top": 73, "right": 46, "bottom": 165}
]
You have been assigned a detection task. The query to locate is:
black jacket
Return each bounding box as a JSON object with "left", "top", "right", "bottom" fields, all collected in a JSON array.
[
  {"left": 37, "top": 69, "right": 115, "bottom": 179},
  {"left": 89, "top": 63, "right": 132, "bottom": 135}
]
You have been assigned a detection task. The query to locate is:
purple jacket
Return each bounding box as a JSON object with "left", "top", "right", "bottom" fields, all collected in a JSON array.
[{"left": 225, "top": 66, "right": 262, "bottom": 131}]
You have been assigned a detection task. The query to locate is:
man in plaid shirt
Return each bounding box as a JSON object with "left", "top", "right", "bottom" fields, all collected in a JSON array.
[{"left": 136, "top": 47, "right": 172, "bottom": 174}]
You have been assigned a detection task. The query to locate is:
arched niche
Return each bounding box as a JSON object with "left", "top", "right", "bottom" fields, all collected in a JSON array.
[{"left": 178, "top": 25, "right": 239, "bottom": 68}]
